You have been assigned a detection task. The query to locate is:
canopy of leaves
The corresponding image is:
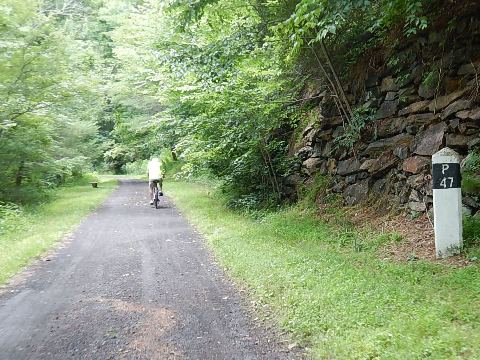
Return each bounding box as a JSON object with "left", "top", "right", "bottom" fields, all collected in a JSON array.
[{"left": 1, "top": 0, "right": 436, "bottom": 206}]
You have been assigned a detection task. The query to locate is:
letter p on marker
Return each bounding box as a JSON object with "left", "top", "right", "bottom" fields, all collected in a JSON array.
[{"left": 442, "top": 164, "right": 449, "bottom": 174}]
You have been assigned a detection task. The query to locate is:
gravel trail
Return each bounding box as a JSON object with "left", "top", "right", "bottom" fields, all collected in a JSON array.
[{"left": 0, "top": 180, "right": 301, "bottom": 360}]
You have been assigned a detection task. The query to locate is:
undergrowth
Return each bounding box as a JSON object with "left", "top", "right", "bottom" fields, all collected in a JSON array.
[
  {"left": 464, "top": 215, "right": 480, "bottom": 257},
  {"left": 167, "top": 181, "right": 480, "bottom": 359}
]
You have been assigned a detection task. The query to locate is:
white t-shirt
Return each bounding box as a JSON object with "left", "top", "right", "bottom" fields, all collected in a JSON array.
[{"left": 147, "top": 160, "right": 162, "bottom": 180}]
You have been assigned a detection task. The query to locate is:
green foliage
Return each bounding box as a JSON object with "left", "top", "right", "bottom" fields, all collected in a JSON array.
[
  {"left": 463, "top": 174, "right": 480, "bottom": 195},
  {"left": 103, "top": 0, "right": 302, "bottom": 206},
  {"left": 462, "top": 150, "right": 480, "bottom": 195},
  {"left": 0, "top": 0, "right": 110, "bottom": 202},
  {"left": 0, "top": 0, "right": 446, "bottom": 209},
  {"left": 97, "top": 0, "right": 440, "bottom": 208},
  {"left": 124, "top": 149, "right": 180, "bottom": 179},
  {"left": 124, "top": 159, "right": 148, "bottom": 175},
  {"left": 0, "top": 202, "right": 26, "bottom": 236},
  {"left": 464, "top": 215, "right": 480, "bottom": 249},
  {"left": 298, "top": 174, "right": 331, "bottom": 208},
  {"left": 0, "top": 178, "right": 117, "bottom": 285},
  {"left": 463, "top": 150, "right": 480, "bottom": 174},
  {"left": 167, "top": 181, "right": 480, "bottom": 359},
  {"left": 403, "top": 0, "right": 429, "bottom": 36},
  {"left": 334, "top": 105, "right": 375, "bottom": 150},
  {"left": 276, "top": 0, "right": 432, "bottom": 59},
  {"left": 166, "top": 0, "right": 221, "bottom": 24},
  {"left": 421, "top": 66, "right": 440, "bottom": 90}
]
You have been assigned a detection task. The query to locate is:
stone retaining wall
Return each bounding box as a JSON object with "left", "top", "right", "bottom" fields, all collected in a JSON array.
[{"left": 290, "top": 18, "right": 480, "bottom": 216}]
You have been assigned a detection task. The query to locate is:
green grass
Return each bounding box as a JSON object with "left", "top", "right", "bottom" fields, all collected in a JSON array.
[
  {"left": 0, "top": 178, "right": 117, "bottom": 285},
  {"left": 167, "top": 181, "right": 480, "bottom": 360}
]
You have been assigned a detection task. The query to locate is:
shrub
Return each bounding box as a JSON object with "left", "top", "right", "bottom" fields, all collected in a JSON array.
[
  {"left": 0, "top": 202, "right": 27, "bottom": 235},
  {"left": 463, "top": 215, "right": 480, "bottom": 248}
]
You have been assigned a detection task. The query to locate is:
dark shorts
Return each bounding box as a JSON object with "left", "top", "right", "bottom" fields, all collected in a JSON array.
[{"left": 149, "top": 179, "right": 163, "bottom": 190}]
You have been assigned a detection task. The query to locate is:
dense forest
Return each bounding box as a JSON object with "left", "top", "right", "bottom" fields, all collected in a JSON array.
[{"left": 0, "top": 0, "right": 476, "bottom": 207}]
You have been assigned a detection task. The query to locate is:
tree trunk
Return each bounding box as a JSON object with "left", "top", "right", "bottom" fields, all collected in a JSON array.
[{"left": 320, "top": 40, "right": 354, "bottom": 119}]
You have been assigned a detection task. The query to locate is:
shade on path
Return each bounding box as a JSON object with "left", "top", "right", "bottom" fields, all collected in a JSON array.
[{"left": 0, "top": 180, "right": 299, "bottom": 359}]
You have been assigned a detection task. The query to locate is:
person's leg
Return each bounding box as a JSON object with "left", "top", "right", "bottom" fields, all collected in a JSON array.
[
  {"left": 158, "top": 178, "right": 163, "bottom": 193},
  {"left": 149, "top": 181, "right": 154, "bottom": 204}
]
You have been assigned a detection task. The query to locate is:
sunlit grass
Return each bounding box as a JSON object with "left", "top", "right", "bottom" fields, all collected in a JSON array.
[
  {"left": 167, "top": 181, "right": 480, "bottom": 359},
  {"left": 0, "top": 179, "right": 117, "bottom": 285}
]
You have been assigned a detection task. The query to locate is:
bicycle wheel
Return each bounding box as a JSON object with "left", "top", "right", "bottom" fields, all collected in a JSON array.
[{"left": 154, "top": 188, "right": 159, "bottom": 209}]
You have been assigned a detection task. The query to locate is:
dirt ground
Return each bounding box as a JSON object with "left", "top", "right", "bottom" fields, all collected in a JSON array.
[{"left": 345, "top": 205, "right": 474, "bottom": 267}]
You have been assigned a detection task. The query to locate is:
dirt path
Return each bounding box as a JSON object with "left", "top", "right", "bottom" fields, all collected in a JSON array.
[{"left": 0, "top": 180, "right": 301, "bottom": 359}]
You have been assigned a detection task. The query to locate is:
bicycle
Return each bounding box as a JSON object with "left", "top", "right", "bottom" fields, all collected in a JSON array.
[{"left": 152, "top": 180, "right": 163, "bottom": 209}]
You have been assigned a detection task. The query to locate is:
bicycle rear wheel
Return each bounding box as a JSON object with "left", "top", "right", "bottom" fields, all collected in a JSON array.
[{"left": 154, "top": 188, "right": 159, "bottom": 209}]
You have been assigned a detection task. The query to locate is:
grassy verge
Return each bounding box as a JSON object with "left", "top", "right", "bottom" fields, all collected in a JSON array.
[
  {"left": 0, "top": 177, "right": 117, "bottom": 285},
  {"left": 167, "top": 181, "right": 480, "bottom": 359}
]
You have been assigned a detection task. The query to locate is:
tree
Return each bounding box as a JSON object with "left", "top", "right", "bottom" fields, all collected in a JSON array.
[{"left": 0, "top": 0, "right": 108, "bottom": 200}]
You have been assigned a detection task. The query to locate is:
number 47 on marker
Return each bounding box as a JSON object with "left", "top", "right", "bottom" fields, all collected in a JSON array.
[
  {"left": 440, "top": 164, "right": 453, "bottom": 188},
  {"left": 440, "top": 177, "right": 454, "bottom": 188}
]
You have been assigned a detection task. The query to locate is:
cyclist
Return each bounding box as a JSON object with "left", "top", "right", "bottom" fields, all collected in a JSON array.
[{"left": 147, "top": 157, "right": 163, "bottom": 205}]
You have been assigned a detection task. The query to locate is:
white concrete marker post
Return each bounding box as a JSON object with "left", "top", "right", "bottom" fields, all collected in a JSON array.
[{"left": 432, "top": 147, "right": 463, "bottom": 258}]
